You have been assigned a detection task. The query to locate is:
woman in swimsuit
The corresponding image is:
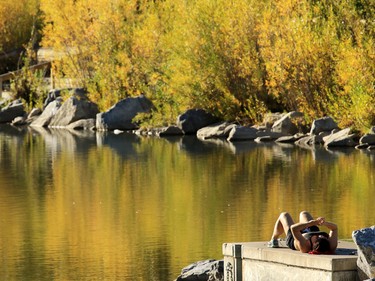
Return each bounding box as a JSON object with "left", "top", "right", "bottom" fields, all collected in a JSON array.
[{"left": 268, "top": 211, "right": 338, "bottom": 254}]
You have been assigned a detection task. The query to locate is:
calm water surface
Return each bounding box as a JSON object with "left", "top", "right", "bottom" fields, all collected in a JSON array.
[{"left": 0, "top": 124, "right": 374, "bottom": 280}]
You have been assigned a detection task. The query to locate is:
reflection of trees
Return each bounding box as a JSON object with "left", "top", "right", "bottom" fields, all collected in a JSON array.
[
  {"left": 140, "top": 244, "right": 171, "bottom": 280},
  {"left": 0, "top": 129, "right": 375, "bottom": 280}
]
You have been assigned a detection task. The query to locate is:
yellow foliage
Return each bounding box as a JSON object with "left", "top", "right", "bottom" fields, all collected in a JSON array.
[
  {"left": 0, "top": 0, "right": 39, "bottom": 51},
  {"left": 36, "top": 0, "right": 375, "bottom": 130},
  {"left": 258, "top": 0, "right": 374, "bottom": 129}
]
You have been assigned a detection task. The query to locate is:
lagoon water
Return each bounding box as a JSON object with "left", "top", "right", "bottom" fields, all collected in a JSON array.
[{"left": 0, "top": 124, "right": 374, "bottom": 280}]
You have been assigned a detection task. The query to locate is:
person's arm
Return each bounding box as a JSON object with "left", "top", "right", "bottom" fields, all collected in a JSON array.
[
  {"left": 321, "top": 221, "right": 338, "bottom": 252},
  {"left": 290, "top": 217, "right": 325, "bottom": 253}
]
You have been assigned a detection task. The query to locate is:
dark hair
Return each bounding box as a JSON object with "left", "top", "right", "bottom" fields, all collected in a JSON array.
[{"left": 313, "top": 237, "right": 331, "bottom": 253}]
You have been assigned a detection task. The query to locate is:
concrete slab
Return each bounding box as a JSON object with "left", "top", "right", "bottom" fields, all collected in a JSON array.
[
  {"left": 242, "top": 241, "right": 358, "bottom": 271},
  {"left": 223, "top": 241, "right": 359, "bottom": 281}
]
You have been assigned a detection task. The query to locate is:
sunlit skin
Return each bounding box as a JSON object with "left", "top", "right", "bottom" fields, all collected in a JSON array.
[{"left": 270, "top": 211, "right": 338, "bottom": 253}]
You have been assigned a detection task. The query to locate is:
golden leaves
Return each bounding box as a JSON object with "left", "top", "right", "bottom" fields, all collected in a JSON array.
[
  {"left": 36, "top": 0, "right": 374, "bottom": 130},
  {"left": 0, "top": 0, "right": 39, "bottom": 52}
]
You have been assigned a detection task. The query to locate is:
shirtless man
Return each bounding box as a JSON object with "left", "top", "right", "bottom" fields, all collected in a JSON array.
[{"left": 268, "top": 211, "right": 338, "bottom": 254}]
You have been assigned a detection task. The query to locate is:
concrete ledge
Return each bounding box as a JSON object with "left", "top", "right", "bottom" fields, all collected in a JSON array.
[{"left": 223, "top": 241, "right": 358, "bottom": 281}]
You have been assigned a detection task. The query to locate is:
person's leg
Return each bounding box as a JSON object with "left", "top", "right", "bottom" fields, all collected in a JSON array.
[
  {"left": 268, "top": 212, "right": 295, "bottom": 248},
  {"left": 299, "top": 211, "right": 319, "bottom": 232},
  {"left": 270, "top": 212, "right": 295, "bottom": 240},
  {"left": 299, "top": 211, "right": 314, "bottom": 223}
]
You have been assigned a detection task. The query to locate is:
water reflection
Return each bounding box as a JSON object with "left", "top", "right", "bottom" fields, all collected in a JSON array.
[
  {"left": 96, "top": 132, "right": 141, "bottom": 158},
  {"left": 0, "top": 125, "right": 374, "bottom": 280}
]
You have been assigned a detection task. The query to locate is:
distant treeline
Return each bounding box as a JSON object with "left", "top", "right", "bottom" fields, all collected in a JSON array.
[{"left": 1, "top": 0, "right": 374, "bottom": 132}]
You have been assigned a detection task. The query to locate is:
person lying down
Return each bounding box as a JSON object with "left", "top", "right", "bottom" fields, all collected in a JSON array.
[{"left": 268, "top": 211, "right": 338, "bottom": 254}]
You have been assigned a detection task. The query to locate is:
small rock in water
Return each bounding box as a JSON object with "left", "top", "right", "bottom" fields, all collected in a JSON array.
[{"left": 174, "top": 259, "right": 223, "bottom": 281}]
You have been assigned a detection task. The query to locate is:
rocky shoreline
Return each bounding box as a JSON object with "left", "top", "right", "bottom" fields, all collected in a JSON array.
[{"left": 1, "top": 88, "right": 375, "bottom": 151}]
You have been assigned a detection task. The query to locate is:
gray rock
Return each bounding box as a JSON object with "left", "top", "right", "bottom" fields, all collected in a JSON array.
[
  {"left": 26, "top": 108, "right": 42, "bottom": 124},
  {"left": 360, "top": 134, "right": 375, "bottom": 145},
  {"left": 96, "top": 95, "right": 154, "bottom": 131},
  {"left": 67, "top": 118, "right": 96, "bottom": 130},
  {"left": 157, "top": 126, "right": 184, "bottom": 137},
  {"left": 197, "top": 122, "right": 236, "bottom": 140},
  {"left": 310, "top": 116, "right": 339, "bottom": 135},
  {"left": 138, "top": 126, "right": 184, "bottom": 137},
  {"left": 49, "top": 95, "right": 99, "bottom": 127},
  {"left": 0, "top": 99, "right": 26, "bottom": 123},
  {"left": 276, "top": 133, "right": 305, "bottom": 143},
  {"left": 317, "top": 131, "right": 332, "bottom": 143},
  {"left": 11, "top": 116, "right": 27, "bottom": 126},
  {"left": 256, "top": 130, "right": 286, "bottom": 139},
  {"left": 356, "top": 143, "right": 369, "bottom": 150},
  {"left": 295, "top": 132, "right": 330, "bottom": 148},
  {"left": 43, "top": 89, "right": 61, "bottom": 109},
  {"left": 271, "top": 111, "right": 304, "bottom": 135},
  {"left": 296, "top": 131, "right": 330, "bottom": 147},
  {"left": 370, "top": 127, "right": 375, "bottom": 134},
  {"left": 352, "top": 226, "right": 375, "bottom": 280},
  {"left": 326, "top": 136, "right": 357, "bottom": 147},
  {"left": 177, "top": 109, "right": 220, "bottom": 134},
  {"left": 255, "top": 136, "right": 274, "bottom": 142},
  {"left": 28, "top": 108, "right": 42, "bottom": 119},
  {"left": 175, "top": 259, "right": 223, "bottom": 281},
  {"left": 323, "top": 128, "right": 357, "bottom": 147},
  {"left": 227, "top": 125, "right": 259, "bottom": 141},
  {"left": 295, "top": 135, "right": 316, "bottom": 147},
  {"left": 30, "top": 98, "right": 63, "bottom": 127}
]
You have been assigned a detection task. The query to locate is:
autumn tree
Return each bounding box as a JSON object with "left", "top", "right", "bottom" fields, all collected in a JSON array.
[
  {"left": 257, "top": 0, "right": 374, "bottom": 130},
  {"left": 40, "top": 0, "right": 374, "bottom": 131},
  {"left": 0, "top": 0, "right": 40, "bottom": 73}
]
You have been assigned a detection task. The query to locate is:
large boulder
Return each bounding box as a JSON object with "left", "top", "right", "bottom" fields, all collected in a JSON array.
[
  {"left": 0, "top": 99, "right": 26, "bottom": 123},
  {"left": 96, "top": 95, "right": 154, "bottom": 131},
  {"left": 49, "top": 95, "right": 99, "bottom": 128},
  {"left": 323, "top": 128, "right": 357, "bottom": 147},
  {"left": 174, "top": 259, "right": 223, "bottom": 281},
  {"left": 197, "top": 122, "right": 236, "bottom": 140},
  {"left": 30, "top": 98, "right": 63, "bottom": 127},
  {"left": 310, "top": 116, "right": 339, "bottom": 135},
  {"left": 177, "top": 109, "right": 220, "bottom": 134},
  {"left": 352, "top": 226, "right": 375, "bottom": 280},
  {"left": 271, "top": 111, "right": 304, "bottom": 135},
  {"left": 227, "top": 125, "right": 259, "bottom": 141},
  {"left": 360, "top": 134, "right": 375, "bottom": 146}
]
